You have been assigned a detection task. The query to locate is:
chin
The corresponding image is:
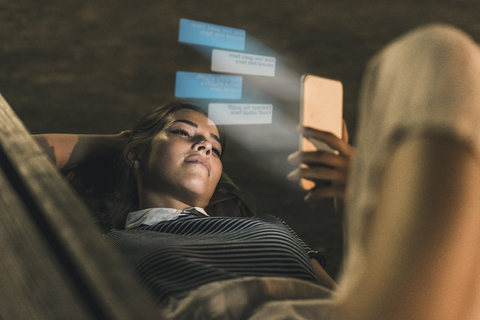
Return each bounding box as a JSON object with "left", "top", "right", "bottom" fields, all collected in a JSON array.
[{"left": 180, "top": 179, "right": 215, "bottom": 207}]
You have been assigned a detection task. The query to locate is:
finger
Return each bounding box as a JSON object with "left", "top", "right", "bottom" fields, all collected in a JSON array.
[
  {"left": 287, "top": 167, "right": 301, "bottom": 181},
  {"left": 302, "top": 166, "right": 348, "bottom": 182},
  {"left": 289, "top": 150, "right": 349, "bottom": 169},
  {"left": 304, "top": 184, "right": 346, "bottom": 202},
  {"left": 341, "top": 120, "right": 349, "bottom": 143},
  {"left": 287, "top": 150, "right": 301, "bottom": 165},
  {"left": 288, "top": 166, "right": 348, "bottom": 183},
  {"left": 299, "top": 125, "right": 353, "bottom": 157},
  {"left": 119, "top": 130, "right": 133, "bottom": 139}
]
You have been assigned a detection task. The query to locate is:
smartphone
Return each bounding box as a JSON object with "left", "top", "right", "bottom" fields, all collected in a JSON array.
[{"left": 299, "top": 74, "right": 343, "bottom": 190}]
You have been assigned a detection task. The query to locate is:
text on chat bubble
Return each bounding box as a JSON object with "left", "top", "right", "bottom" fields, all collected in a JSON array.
[
  {"left": 175, "top": 72, "right": 243, "bottom": 99},
  {"left": 208, "top": 103, "right": 273, "bottom": 125},
  {"left": 178, "top": 19, "right": 246, "bottom": 51},
  {"left": 211, "top": 50, "right": 276, "bottom": 77}
]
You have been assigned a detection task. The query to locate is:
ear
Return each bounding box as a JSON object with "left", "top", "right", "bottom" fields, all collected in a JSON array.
[{"left": 124, "top": 143, "right": 142, "bottom": 172}]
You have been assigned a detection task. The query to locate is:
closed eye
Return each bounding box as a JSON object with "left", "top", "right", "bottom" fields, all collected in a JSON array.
[
  {"left": 212, "top": 147, "right": 221, "bottom": 157},
  {"left": 171, "top": 129, "right": 190, "bottom": 137},
  {"left": 172, "top": 128, "right": 221, "bottom": 157}
]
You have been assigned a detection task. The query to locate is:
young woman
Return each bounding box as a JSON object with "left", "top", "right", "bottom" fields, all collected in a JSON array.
[{"left": 33, "top": 101, "right": 351, "bottom": 304}]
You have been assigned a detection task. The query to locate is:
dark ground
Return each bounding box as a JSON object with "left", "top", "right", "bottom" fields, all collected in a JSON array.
[{"left": 2, "top": 0, "right": 480, "bottom": 279}]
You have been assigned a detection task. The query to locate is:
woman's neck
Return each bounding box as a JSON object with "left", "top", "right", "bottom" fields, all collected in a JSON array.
[{"left": 137, "top": 187, "right": 206, "bottom": 211}]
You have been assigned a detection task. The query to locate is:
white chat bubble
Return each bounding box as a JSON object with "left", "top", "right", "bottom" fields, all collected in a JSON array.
[
  {"left": 211, "top": 50, "right": 276, "bottom": 77},
  {"left": 208, "top": 103, "right": 273, "bottom": 125}
]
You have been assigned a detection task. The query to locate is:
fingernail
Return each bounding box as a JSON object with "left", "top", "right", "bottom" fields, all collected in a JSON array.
[
  {"left": 287, "top": 169, "right": 299, "bottom": 180},
  {"left": 287, "top": 151, "right": 299, "bottom": 163},
  {"left": 304, "top": 193, "right": 312, "bottom": 201}
]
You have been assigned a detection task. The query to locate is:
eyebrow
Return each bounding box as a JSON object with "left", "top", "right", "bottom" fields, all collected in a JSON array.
[{"left": 173, "top": 119, "right": 221, "bottom": 145}]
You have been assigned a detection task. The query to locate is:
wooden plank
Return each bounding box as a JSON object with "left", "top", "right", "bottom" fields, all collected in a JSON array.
[
  {"left": 0, "top": 167, "right": 93, "bottom": 319},
  {"left": 0, "top": 94, "right": 159, "bottom": 319}
]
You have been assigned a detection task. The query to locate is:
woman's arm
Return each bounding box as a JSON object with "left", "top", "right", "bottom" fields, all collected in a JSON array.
[
  {"left": 288, "top": 121, "right": 354, "bottom": 287},
  {"left": 33, "top": 131, "right": 131, "bottom": 171},
  {"left": 311, "top": 258, "right": 338, "bottom": 290}
]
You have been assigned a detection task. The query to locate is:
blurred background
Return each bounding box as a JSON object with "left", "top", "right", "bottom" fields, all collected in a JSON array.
[{"left": 2, "top": 0, "right": 479, "bottom": 280}]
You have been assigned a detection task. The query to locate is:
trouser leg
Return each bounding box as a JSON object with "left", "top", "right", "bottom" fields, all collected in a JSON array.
[{"left": 340, "top": 24, "right": 480, "bottom": 318}]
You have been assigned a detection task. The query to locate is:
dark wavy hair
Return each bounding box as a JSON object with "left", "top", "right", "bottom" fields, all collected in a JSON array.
[
  {"left": 105, "top": 102, "right": 225, "bottom": 230},
  {"left": 65, "top": 102, "right": 225, "bottom": 232}
]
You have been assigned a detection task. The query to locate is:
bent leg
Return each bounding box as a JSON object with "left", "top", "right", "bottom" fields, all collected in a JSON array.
[
  {"left": 339, "top": 25, "right": 480, "bottom": 319},
  {"left": 341, "top": 134, "right": 480, "bottom": 319}
]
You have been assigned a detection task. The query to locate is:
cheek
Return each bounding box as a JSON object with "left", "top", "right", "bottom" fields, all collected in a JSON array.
[
  {"left": 146, "top": 148, "right": 169, "bottom": 172},
  {"left": 212, "top": 159, "right": 223, "bottom": 184},
  {"left": 148, "top": 140, "right": 185, "bottom": 170}
]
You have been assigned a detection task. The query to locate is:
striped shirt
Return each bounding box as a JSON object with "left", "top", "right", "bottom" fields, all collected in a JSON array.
[{"left": 106, "top": 210, "right": 324, "bottom": 304}]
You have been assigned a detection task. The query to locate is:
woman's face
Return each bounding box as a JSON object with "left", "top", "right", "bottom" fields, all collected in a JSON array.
[{"left": 138, "top": 109, "right": 223, "bottom": 208}]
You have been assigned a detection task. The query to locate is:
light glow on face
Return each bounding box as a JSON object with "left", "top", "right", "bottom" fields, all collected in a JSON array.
[{"left": 139, "top": 109, "right": 223, "bottom": 208}]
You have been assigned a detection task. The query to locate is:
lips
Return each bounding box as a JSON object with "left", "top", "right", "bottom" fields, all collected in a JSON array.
[{"left": 185, "top": 155, "right": 210, "bottom": 172}]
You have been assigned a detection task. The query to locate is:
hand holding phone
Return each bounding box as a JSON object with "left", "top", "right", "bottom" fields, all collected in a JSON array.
[{"left": 299, "top": 74, "right": 343, "bottom": 190}]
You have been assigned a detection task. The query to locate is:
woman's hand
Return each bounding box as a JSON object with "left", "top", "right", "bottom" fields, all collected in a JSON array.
[
  {"left": 117, "top": 130, "right": 133, "bottom": 141},
  {"left": 33, "top": 130, "right": 132, "bottom": 171},
  {"left": 287, "top": 121, "right": 354, "bottom": 205}
]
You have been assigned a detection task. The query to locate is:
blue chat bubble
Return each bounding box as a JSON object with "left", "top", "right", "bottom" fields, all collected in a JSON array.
[
  {"left": 175, "top": 71, "right": 242, "bottom": 99},
  {"left": 178, "top": 18, "right": 246, "bottom": 50}
]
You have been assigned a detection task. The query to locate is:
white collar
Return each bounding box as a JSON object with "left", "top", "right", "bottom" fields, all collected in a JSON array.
[{"left": 125, "top": 207, "right": 209, "bottom": 230}]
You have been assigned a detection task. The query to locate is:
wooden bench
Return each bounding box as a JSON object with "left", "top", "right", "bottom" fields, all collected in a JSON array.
[{"left": 0, "top": 94, "right": 158, "bottom": 319}]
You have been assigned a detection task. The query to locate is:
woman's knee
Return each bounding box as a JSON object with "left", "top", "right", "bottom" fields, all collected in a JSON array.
[{"left": 383, "top": 24, "right": 479, "bottom": 72}]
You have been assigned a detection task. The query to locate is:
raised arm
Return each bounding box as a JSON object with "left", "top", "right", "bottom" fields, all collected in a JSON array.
[
  {"left": 33, "top": 131, "right": 131, "bottom": 171},
  {"left": 287, "top": 122, "right": 354, "bottom": 290}
]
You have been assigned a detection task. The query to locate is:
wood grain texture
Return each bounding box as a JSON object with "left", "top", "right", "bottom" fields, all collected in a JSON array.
[{"left": 0, "top": 94, "right": 158, "bottom": 319}]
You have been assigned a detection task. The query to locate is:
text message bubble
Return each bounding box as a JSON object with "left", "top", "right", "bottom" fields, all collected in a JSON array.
[
  {"left": 175, "top": 72, "right": 242, "bottom": 99},
  {"left": 178, "top": 19, "right": 246, "bottom": 50},
  {"left": 211, "top": 50, "right": 276, "bottom": 77},
  {"left": 208, "top": 103, "right": 273, "bottom": 125}
]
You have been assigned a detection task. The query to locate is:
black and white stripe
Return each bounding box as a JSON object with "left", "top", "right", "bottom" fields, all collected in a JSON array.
[{"left": 106, "top": 214, "right": 323, "bottom": 304}]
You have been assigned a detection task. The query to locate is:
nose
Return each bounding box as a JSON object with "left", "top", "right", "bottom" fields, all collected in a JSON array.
[{"left": 193, "top": 138, "right": 213, "bottom": 156}]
